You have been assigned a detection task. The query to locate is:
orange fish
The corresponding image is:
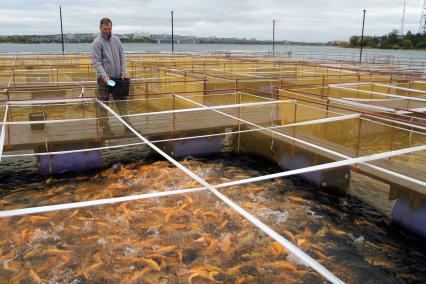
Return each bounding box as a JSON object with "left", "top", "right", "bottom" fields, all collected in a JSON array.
[
  {"left": 30, "top": 269, "right": 43, "bottom": 283},
  {"left": 194, "top": 236, "right": 214, "bottom": 248},
  {"left": 151, "top": 245, "right": 176, "bottom": 255},
  {"left": 270, "top": 261, "right": 298, "bottom": 271},
  {"left": 218, "top": 220, "right": 228, "bottom": 230},
  {"left": 282, "top": 230, "right": 296, "bottom": 242},
  {"left": 297, "top": 228, "right": 312, "bottom": 239},
  {"left": 272, "top": 242, "right": 287, "bottom": 256},
  {"left": 296, "top": 238, "right": 310, "bottom": 249}
]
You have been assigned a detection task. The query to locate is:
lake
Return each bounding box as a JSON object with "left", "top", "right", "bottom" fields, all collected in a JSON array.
[{"left": 1, "top": 43, "right": 426, "bottom": 60}]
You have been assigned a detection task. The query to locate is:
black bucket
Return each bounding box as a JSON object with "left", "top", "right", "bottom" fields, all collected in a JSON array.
[{"left": 110, "top": 77, "right": 130, "bottom": 99}]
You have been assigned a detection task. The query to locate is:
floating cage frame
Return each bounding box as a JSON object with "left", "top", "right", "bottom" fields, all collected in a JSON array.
[{"left": 0, "top": 52, "right": 425, "bottom": 283}]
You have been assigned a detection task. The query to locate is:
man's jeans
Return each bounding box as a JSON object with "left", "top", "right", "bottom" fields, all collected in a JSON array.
[{"left": 96, "top": 77, "right": 129, "bottom": 128}]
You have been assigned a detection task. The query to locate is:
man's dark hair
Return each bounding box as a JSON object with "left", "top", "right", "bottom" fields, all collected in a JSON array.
[{"left": 100, "top": 18, "right": 112, "bottom": 26}]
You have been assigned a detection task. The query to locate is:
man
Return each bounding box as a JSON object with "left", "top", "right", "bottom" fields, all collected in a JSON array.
[{"left": 92, "top": 17, "right": 131, "bottom": 135}]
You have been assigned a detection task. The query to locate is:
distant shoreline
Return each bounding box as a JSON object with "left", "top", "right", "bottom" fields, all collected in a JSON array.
[
  {"left": 0, "top": 41, "right": 327, "bottom": 46},
  {"left": 5, "top": 42, "right": 423, "bottom": 51},
  {"left": 2, "top": 43, "right": 426, "bottom": 60},
  {"left": 342, "top": 46, "right": 426, "bottom": 51},
  {"left": 0, "top": 34, "right": 327, "bottom": 46}
]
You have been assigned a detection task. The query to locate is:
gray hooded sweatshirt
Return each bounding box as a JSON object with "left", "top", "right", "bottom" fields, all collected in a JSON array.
[{"left": 92, "top": 34, "right": 126, "bottom": 79}]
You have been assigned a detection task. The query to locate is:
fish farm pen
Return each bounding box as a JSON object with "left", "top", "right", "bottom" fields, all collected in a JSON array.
[{"left": 0, "top": 52, "right": 425, "bottom": 283}]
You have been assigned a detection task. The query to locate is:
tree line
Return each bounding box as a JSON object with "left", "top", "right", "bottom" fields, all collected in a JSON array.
[
  {"left": 348, "top": 29, "right": 426, "bottom": 49},
  {"left": 0, "top": 35, "right": 155, "bottom": 44}
]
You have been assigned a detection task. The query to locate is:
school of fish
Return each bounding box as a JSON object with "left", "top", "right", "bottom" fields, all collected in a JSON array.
[{"left": 0, "top": 156, "right": 425, "bottom": 283}]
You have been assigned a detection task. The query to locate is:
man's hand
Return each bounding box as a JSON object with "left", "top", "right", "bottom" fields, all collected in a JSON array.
[
  {"left": 102, "top": 75, "right": 110, "bottom": 84},
  {"left": 120, "top": 72, "right": 126, "bottom": 80}
]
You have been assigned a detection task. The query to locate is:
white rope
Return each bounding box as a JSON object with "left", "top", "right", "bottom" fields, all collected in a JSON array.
[
  {"left": 7, "top": 70, "right": 13, "bottom": 89},
  {"left": 329, "top": 82, "right": 371, "bottom": 87},
  {"left": 203, "top": 183, "right": 345, "bottom": 284},
  {"left": 350, "top": 100, "right": 426, "bottom": 120},
  {"left": 329, "top": 98, "right": 396, "bottom": 112},
  {"left": 3, "top": 99, "right": 295, "bottom": 125},
  {"left": 175, "top": 94, "right": 426, "bottom": 187},
  {"left": 0, "top": 187, "right": 206, "bottom": 218},
  {"left": 1, "top": 122, "right": 422, "bottom": 281},
  {"left": 285, "top": 87, "right": 426, "bottom": 127},
  {"left": 179, "top": 92, "right": 275, "bottom": 102},
  {"left": 238, "top": 92, "right": 275, "bottom": 101},
  {"left": 8, "top": 93, "right": 192, "bottom": 107},
  {"left": 319, "top": 66, "right": 358, "bottom": 74},
  {"left": 360, "top": 116, "right": 426, "bottom": 133},
  {"left": 0, "top": 104, "right": 9, "bottom": 162},
  {"left": 176, "top": 93, "right": 350, "bottom": 159},
  {"left": 361, "top": 114, "right": 426, "bottom": 131},
  {"left": 395, "top": 107, "right": 426, "bottom": 115},
  {"left": 3, "top": 115, "right": 100, "bottom": 125},
  {"left": 2, "top": 142, "right": 146, "bottom": 158},
  {"left": 296, "top": 101, "right": 349, "bottom": 117},
  {"left": 2, "top": 141, "right": 424, "bottom": 218},
  {"left": 97, "top": 99, "right": 344, "bottom": 284},
  {"left": 3, "top": 76, "right": 189, "bottom": 91},
  {"left": 7, "top": 97, "right": 96, "bottom": 105},
  {"left": 217, "top": 144, "right": 426, "bottom": 189},
  {"left": 329, "top": 85, "right": 426, "bottom": 103},
  {"left": 6, "top": 100, "right": 96, "bottom": 107},
  {"left": 286, "top": 113, "right": 360, "bottom": 126},
  {"left": 3, "top": 93, "right": 358, "bottom": 130},
  {"left": 1, "top": 113, "right": 359, "bottom": 158},
  {"left": 374, "top": 83, "right": 426, "bottom": 94},
  {"left": 342, "top": 97, "right": 405, "bottom": 102}
]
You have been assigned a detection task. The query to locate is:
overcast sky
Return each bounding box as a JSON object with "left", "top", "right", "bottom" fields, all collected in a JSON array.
[{"left": 1, "top": 0, "right": 425, "bottom": 42}]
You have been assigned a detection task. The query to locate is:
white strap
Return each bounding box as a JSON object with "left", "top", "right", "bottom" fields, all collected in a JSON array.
[
  {"left": 0, "top": 187, "right": 205, "bottom": 218},
  {"left": 0, "top": 104, "right": 8, "bottom": 162},
  {"left": 374, "top": 83, "right": 426, "bottom": 94},
  {"left": 7, "top": 97, "right": 96, "bottom": 105},
  {"left": 2, "top": 113, "right": 359, "bottom": 158},
  {"left": 2, "top": 144, "right": 424, "bottom": 218},
  {"left": 175, "top": 94, "right": 425, "bottom": 189},
  {"left": 329, "top": 98, "right": 396, "bottom": 112},
  {"left": 361, "top": 113, "right": 426, "bottom": 131},
  {"left": 218, "top": 144, "right": 426, "bottom": 189},
  {"left": 3, "top": 99, "right": 295, "bottom": 125},
  {"left": 329, "top": 85, "right": 426, "bottom": 103},
  {"left": 98, "top": 99, "right": 344, "bottom": 284}
]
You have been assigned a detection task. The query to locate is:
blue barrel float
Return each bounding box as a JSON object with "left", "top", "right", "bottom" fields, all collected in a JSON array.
[
  {"left": 39, "top": 149, "right": 102, "bottom": 175},
  {"left": 391, "top": 190, "right": 426, "bottom": 238},
  {"left": 28, "top": 112, "right": 102, "bottom": 175}
]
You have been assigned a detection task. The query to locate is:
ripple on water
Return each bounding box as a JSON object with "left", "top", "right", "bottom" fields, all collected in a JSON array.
[{"left": 0, "top": 155, "right": 424, "bottom": 283}]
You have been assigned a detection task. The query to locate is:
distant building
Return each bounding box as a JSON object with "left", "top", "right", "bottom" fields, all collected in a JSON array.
[
  {"left": 134, "top": 32, "right": 150, "bottom": 39},
  {"left": 328, "top": 40, "right": 348, "bottom": 46}
]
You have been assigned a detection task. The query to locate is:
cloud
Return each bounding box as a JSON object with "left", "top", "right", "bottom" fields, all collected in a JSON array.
[{"left": 0, "top": 0, "right": 423, "bottom": 41}]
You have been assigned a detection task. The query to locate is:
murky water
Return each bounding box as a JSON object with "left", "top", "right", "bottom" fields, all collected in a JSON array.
[
  {"left": 0, "top": 155, "right": 425, "bottom": 283},
  {"left": 2, "top": 44, "right": 426, "bottom": 60}
]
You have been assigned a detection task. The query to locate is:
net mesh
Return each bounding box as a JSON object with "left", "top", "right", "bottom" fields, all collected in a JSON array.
[{"left": 1, "top": 52, "right": 426, "bottom": 283}]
